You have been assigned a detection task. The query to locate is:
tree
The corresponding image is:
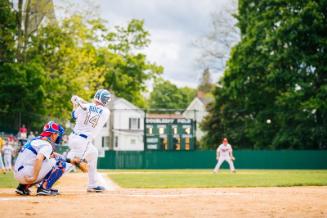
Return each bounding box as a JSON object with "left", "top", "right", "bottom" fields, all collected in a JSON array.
[
  {"left": 202, "top": 0, "right": 327, "bottom": 149},
  {"left": 0, "top": 0, "right": 16, "bottom": 63},
  {"left": 0, "top": 0, "right": 46, "bottom": 131},
  {"left": 195, "top": 0, "right": 239, "bottom": 72},
  {"left": 149, "top": 79, "right": 196, "bottom": 110},
  {"left": 0, "top": 3, "right": 163, "bottom": 131},
  {"left": 26, "top": 16, "right": 162, "bottom": 118},
  {"left": 104, "top": 19, "right": 163, "bottom": 107},
  {"left": 198, "top": 68, "right": 214, "bottom": 93},
  {"left": 0, "top": 62, "right": 46, "bottom": 131}
]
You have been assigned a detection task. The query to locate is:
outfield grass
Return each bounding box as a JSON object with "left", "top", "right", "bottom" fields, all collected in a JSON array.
[
  {"left": 0, "top": 171, "right": 18, "bottom": 188},
  {"left": 107, "top": 170, "right": 327, "bottom": 188}
]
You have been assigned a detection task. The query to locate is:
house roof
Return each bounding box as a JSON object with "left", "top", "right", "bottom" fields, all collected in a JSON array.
[
  {"left": 107, "top": 94, "right": 143, "bottom": 112},
  {"left": 185, "top": 97, "right": 205, "bottom": 111}
]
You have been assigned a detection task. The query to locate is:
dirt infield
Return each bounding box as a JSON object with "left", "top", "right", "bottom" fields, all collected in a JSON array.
[{"left": 0, "top": 173, "right": 326, "bottom": 218}]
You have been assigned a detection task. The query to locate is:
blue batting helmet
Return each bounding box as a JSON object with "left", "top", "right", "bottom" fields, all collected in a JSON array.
[{"left": 94, "top": 89, "right": 111, "bottom": 105}]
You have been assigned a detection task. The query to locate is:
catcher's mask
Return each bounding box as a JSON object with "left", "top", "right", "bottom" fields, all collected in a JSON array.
[{"left": 40, "top": 121, "right": 65, "bottom": 144}]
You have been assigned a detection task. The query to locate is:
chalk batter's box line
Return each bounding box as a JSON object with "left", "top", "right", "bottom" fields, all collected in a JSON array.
[{"left": 0, "top": 192, "right": 241, "bottom": 201}]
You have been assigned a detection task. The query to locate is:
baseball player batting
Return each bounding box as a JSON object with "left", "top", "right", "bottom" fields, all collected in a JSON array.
[{"left": 67, "top": 89, "right": 111, "bottom": 192}]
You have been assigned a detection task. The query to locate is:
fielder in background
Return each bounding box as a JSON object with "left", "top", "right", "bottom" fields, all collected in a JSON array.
[
  {"left": 2, "top": 142, "right": 14, "bottom": 172},
  {"left": 68, "top": 89, "right": 111, "bottom": 192},
  {"left": 213, "top": 138, "right": 236, "bottom": 173},
  {"left": 14, "top": 121, "right": 66, "bottom": 196}
]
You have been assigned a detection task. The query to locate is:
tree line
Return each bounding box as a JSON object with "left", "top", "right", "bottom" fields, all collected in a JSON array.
[
  {"left": 202, "top": 0, "right": 327, "bottom": 149},
  {"left": 0, "top": 0, "right": 165, "bottom": 132},
  {"left": 0, "top": 0, "right": 206, "bottom": 133}
]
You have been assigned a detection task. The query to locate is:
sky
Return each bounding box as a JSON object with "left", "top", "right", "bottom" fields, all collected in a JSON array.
[{"left": 55, "top": 0, "right": 231, "bottom": 88}]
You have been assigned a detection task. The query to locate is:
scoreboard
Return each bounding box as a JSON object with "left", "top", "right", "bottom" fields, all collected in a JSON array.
[{"left": 144, "top": 115, "right": 196, "bottom": 150}]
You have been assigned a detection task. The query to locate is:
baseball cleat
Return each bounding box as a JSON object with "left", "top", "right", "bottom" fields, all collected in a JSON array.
[
  {"left": 50, "top": 188, "right": 60, "bottom": 195},
  {"left": 36, "top": 186, "right": 58, "bottom": 196},
  {"left": 15, "top": 184, "right": 31, "bottom": 196},
  {"left": 87, "top": 186, "right": 105, "bottom": 193}
]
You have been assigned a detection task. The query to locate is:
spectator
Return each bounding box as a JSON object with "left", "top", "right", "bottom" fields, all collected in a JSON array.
[
  {"left": 19, "top": 124, "right": 27, "bottom": 139},
  {"left": 2, "top": 142, "right": 13, "bottom": 172},
  {"left": 27, "top": 131, "right": 35, "bottom": 141},
  {"left": 7, "top": 134, "right": 15, "bottom": 146}
]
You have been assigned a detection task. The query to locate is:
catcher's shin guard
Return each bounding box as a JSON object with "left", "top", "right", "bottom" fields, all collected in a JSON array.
[{"left": 41, "top": 160, "right": 66, "bottom": 189}]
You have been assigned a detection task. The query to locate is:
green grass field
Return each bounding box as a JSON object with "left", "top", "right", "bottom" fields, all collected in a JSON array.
[
  {"left": 1, "top": 170, "right": 326, "bottom": 189},
  {"left": 0, "top": 172, "right": 18, "bottom": 188},
  {"left": 107, "top": 170, "right": 327, "bottom": 188}
]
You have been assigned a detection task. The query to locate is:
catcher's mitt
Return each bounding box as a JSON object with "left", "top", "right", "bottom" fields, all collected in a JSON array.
[{"left": 70, "top": 157, "right": 89, "bottom": 173}]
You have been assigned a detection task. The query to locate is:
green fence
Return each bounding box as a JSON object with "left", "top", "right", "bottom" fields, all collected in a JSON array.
[{"left": 98, "top": 150, "right": 327, "bottom": 169}]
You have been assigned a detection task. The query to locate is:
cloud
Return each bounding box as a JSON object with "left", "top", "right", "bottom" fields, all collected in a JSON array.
[{"left": 55, "top": 0, "right": 230, "bottom": 87}]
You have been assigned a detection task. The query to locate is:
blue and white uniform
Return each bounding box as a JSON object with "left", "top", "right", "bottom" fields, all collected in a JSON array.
[
  {"left": 2, "top": 144, "right": 13, "bottom": 170},
  {"left": 14, "top": 138, "right": 56, "bottom": 184},
  {"left": 68, "top": 102, "right": 109, "bottom": 188}
]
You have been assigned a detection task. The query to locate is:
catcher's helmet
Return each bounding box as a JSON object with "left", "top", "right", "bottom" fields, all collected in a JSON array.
[
  {"left": 40, "top": 121, "right": 64, "bottom": 138},
  {"left": 94, "top": 89, "right": 111, "bottom": 105}
]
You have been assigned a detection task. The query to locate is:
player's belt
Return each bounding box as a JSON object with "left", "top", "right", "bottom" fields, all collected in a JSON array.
[{"left": 73, "top": 131, "right": 88, "bottom": 139}]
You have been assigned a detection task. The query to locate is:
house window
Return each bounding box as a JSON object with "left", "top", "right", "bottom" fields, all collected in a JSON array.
[
  {"left": 115, "top": 136, "right": 118, "bottom": 148},
  {"left": 104, "top": 122, "right": 107, "bottom": 128},
  {"left": 102, "top": 136, "right": 109, "bottom": 148},
  {"left": 129, "top": 118, "right": 140, "bottom": 130},
  {"left": 131, "top": 138, "right": 136, "bottom": 144}
]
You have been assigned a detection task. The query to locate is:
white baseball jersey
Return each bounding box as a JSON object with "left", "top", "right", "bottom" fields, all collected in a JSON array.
[
  {"left": 217, "top": 143, "right": 233, "bottom": 158},
  {"left": 14, "top": 138, "right": 53, "bottom": 170},
  {"left": 72, "top": 103, "right": 109, "bottom": 139},
  {"left": 2, "top": 145, "right": 13, "bottom": 156}
]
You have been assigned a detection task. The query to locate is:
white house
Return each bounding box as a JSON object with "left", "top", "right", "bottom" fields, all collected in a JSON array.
[
  {"left": 109, "top": 97, "right": 145, "bottom": 151},
  {"left": 94, "top": 95, "right": 145, "bottom": 153},
  {"left": 183, "top": 95, "right": 212, "bottom": 140}
]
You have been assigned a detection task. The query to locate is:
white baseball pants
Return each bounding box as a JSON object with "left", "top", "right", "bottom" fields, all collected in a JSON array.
[
  {"left": 214, "top": 157, "right": 235, "bottom": 172},
  {"left": 14, "top": 158, "right": 56, "bottom": 184},
  {"left": 67, "top": 134, "right": 99, "bottom": 189},
  {"left": 3, "top": 155, "right": 12, "bottom": 170}
]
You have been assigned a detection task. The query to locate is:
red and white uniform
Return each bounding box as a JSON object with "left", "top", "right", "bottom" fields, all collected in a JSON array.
[{"left": 214, "top": 143, "right": 235, "bottom": 172}]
